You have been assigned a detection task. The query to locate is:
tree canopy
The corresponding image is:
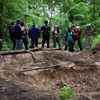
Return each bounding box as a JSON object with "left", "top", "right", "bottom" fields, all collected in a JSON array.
[{"left": 0, "top": 0, "right": 100, "bottom": 49}]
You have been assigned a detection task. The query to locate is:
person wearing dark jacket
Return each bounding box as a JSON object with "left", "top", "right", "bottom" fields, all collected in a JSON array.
[
  {"left": 8, "top": 22, "right": 15, "bottom": 50},
  {"left": 14, "top": 20, "right": 23, "bottom": 50},
  {"left": 41, "top": 20, "right": 50, "bottom": 48},
  {"left": 28, "top": 24, "right": 40, "bottom": 48}
]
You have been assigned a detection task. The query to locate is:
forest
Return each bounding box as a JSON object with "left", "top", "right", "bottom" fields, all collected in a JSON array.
[
  {"left": 0, "top": 0, "right": 100, "bottom": 50},
  {"left": 0, "top": 1, "right": 100, "bottom": 100}
]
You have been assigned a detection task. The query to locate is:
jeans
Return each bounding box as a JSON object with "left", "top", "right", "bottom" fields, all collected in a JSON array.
[
  {"left": 15, "top": 39, "right": 23, "bottom": 50},
  {"left": 68, "top": 40, "right": 73, "bottom": 52}
]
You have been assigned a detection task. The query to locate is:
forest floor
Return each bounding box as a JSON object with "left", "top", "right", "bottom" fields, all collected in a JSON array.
[{"left": 0, "top": 44, "right": 100, "bottom": 100}]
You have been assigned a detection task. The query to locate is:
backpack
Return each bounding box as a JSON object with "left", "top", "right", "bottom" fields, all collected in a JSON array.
[{"left": 42, "top": 25, "right": 50, "bottom": 35}]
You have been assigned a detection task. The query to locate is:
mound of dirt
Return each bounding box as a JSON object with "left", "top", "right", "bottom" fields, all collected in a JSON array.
[
  {"left": 0, "top": 78, "right": 59, "bottom": 100},
  {"left": 0, "top": 47, "right": 100, "bottom": 100}
]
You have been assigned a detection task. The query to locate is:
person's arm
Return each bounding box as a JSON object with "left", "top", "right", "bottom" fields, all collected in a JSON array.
[{"left": 41, "top": 26, "right": 44, "bottom": 33}]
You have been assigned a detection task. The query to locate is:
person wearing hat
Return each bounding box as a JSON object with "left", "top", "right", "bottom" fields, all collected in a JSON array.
[{"left": 85, "top": 24, "right": 94, "bottom": 50}]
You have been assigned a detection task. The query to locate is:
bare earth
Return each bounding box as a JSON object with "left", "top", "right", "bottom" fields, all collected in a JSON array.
[{"left": 0, "top": 44, "right": 100, "bottom": 100}]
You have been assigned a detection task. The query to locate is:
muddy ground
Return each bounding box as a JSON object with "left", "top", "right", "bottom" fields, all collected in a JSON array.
[{"left": 0, "top": 44, "right": 100, "bottom": 100}]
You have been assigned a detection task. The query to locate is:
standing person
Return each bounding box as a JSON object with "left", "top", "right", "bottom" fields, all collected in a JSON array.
[
  {"left": 73, "top": 25, "right": 83, "bottom": 51},
  {"left": 8, "top": 22, "right": 16, "bottom": 50},
  {"left": 52, "top": 25, "right": 61, "bottom": 49},
  {"left": 0, "top": 39, "right": 2, "bottom": 51},
  {"left": 65, "top": 27, "right": 73, "bottom": 52},
  {"left": 41, "top": 20, "right": 51, "bottom": 48},
  {"left": 85, "top": 24, "right": 94, "bottom": 50},
  {"left": 0, "top": 29, "right": 2, "bottom": 51},
  {"left": 20, "top": 22, "right": 28, "bottom": 50},
  {"left": 14, "top": 20, "right": 23, "bottom": 50},
  {"left": 28, "top": 24, "right": 40, "bottom": 48}
]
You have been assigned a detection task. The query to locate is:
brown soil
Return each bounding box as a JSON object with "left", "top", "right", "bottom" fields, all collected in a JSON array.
[{"left": 0, "top": 44, "right": 100, "bottom": 100}]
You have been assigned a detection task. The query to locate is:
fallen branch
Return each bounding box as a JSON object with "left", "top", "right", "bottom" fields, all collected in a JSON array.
[
  {"left": 20, "top": 64, "right": 60, "bottom": 72},
  {"left": 28, "top": 50, "right": 37, "bottom": 63}
]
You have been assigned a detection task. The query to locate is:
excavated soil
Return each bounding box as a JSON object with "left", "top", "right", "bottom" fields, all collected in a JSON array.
[{"left": 0, "top": 44, "right": 100, "bottom": 100}]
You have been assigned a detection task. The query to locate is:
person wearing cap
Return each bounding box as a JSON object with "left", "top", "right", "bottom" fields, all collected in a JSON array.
[
  {"left": 52, "top": 25, "right": 61, "bottom": 49},
  {"left": 41, "top": 20, "right": 51, "bottom": 48},
  {"left": 28, "top": 23, "right": 40, "bottom": 48},
  {"left": 85, "top": 24, "right": 94, "bottom": 49},
  {"left": 73, "top": 25, "right": 83, "bottom": 51}
]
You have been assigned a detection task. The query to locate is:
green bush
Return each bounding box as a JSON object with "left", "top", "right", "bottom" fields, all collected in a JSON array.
[
  {"left": 58, "top": 84, "right": 75, "bottom": 100},
  {"left": 2, "top": 41, "right": 11, "bottom": 51},
  {"left": 93, "top": 34, "right": 100, "bottom": 47}
]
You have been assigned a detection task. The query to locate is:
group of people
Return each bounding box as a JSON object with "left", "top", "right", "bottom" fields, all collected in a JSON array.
[
  {"left": 65, "top": 24, "right": 94, "bottom": 52},
  {"left": 8, "top": 20, "right": 94, "bottom": 52}
]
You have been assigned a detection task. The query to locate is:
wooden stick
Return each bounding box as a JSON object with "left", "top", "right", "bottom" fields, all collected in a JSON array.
[{"left": 21, "top": 64, "right": 60, "bottom": 72}]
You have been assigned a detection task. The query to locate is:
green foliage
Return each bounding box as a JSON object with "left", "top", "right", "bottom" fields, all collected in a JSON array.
[
  {"left": 93, "top": 34, "right": 100, "bottom": 47},
  {"left": 2, "top": 41, "right": 11, "bottom": 51},
  {"left": 0, "top": 0, "right": 100, "bottom": 51},
  {"left": 58, "top": 84, "right": 75, "bottom": 100}
]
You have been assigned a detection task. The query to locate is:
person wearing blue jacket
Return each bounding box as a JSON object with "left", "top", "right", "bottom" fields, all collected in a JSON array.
[{"left": 28, "top": 24, "right": 40, "bottom": 48}]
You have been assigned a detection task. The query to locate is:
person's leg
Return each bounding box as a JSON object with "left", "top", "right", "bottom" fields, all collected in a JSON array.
[
  {"left": 68, "top": 41, "right": 73, "bottom": 52},
  {"left": 56, "top": 37, "right": 61, "bottom": 49},
  {"left": 12, "top": 39, "right": 16, "bottom": 50},
  {"left": 0, "top": 42, "right": 2, "bottom": 51},
  {"left": 64, "top": 39, "right": 68, "bottom": 50},
  {"left": 35, "top": 38, "right": 38, "bottom": 48},
  {"left": 73, "top": 36, "right": 77, "bottom": 51},
  {"left": 31, "top": 40, "right": 35, "bottom": 48},
  {"left": 47, "top": 37, "right": 50, "bottom": 48},
  {"left": 89, "top": 36, "right": 93, "bottom": 49},
  {"left": 42, "top": 37, "right": 46, "bottom": 48},
  {"left": 53, "top": 36, "right": 56, "bottom": 47},
  {"left": 15, "top": 40, "right": 18, "bottom": 50},
  {"left": 86, "top": 36, "right": 89, "bottom": 49},
  {"left": 19, "top": 39, "right": 23, "bottom": 50},
  {"left": 24, "top": 42, "right": 28, "bottom": 50},
  {"left": 15, "top": 39, "right": 22, "bottom": 50},
  {"left": 77, "top": 37, "right": 83, "bottom": 51}
]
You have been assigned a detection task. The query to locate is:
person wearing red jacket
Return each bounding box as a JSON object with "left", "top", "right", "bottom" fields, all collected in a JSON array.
[{"left": 72, "top": 25, "right": 83, "bottom": 51}]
